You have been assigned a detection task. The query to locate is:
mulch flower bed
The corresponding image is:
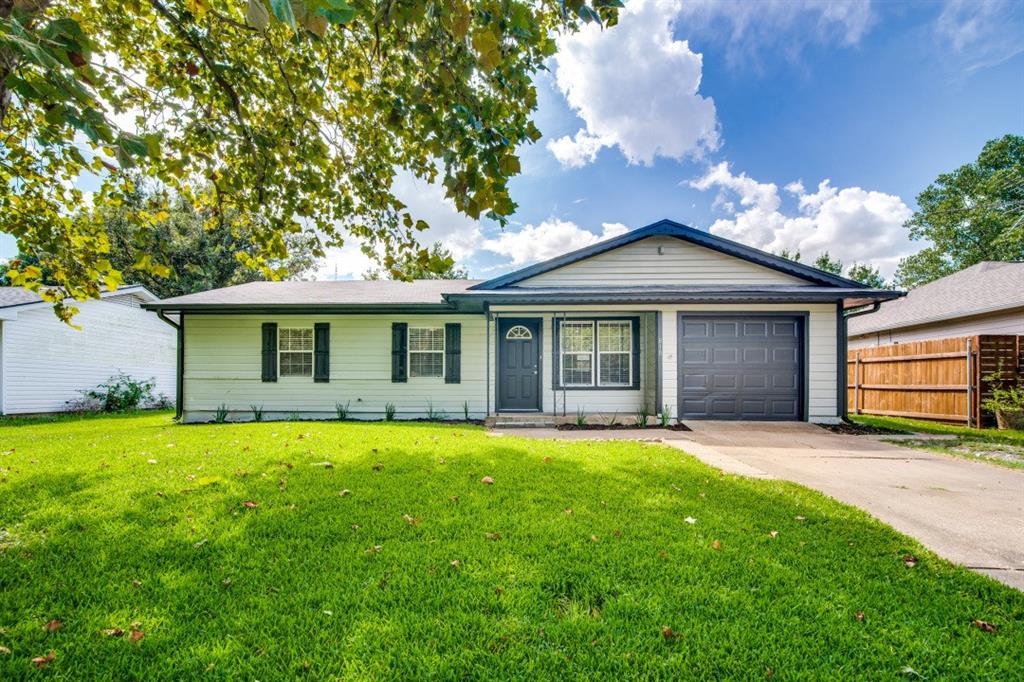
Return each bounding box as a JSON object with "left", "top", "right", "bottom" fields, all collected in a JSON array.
[
  {"left": 818, "top": 421, "right": 908, "bottom": 436},
  {"left": 557, "top": 422, "right": 692, "bottom": 432}
]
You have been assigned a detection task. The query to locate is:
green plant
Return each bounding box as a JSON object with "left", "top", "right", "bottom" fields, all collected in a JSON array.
[
  {"left": 250, "top": 404, "right": 264, "bottom": 422},
  {"left": 213, "top": 404, "right": 229, "bottom": 424},
  {"left": 982, "top": 364, "right": 1024, "bottom": 429},
  {"left": 335, "top": 401, "right": 351, "bottom": 420},
  {"left": 576, "top": 407, "right": 587, "bottom": 427},
  {"left": 289, "top": 411, "right": 302, "bottom": 421},
  {"left": 385, "top": 403, "right": 397, "bottom": 421},
  {"left": 74, "top": 373, "right": 157, "bottom": 412},
  {"left": 463, "top": 401, "right": 470, "bottom": 421},
  {"left": 660, "top": 405, "right": 672, "bottom": 428},
  {"left": 425, "top": 400, "right": 440, "bottom": 421},
  {"left": 603, "top": 411, "right": 618, "bottom": 427},
  {"left": 634, "top": 406, "right": 649, "bottom": 428}
]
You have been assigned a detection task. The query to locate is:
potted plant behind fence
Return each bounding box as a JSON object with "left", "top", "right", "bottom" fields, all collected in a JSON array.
[{"left": 982, "top": 365, "right": 1024, "bottom": 430}]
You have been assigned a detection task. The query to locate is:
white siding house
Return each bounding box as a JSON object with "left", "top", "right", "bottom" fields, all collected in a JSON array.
[
  {"left": 144, "top": 220, "right": 901, "bottom": 424},
  {"left": 0, "top": 286, "right": 176, "bottom": 415}
]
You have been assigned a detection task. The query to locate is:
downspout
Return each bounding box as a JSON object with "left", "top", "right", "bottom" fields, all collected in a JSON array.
[
  {"left": 839, "top": 301, "right": 882, "bottom": 422},
  {"left": 485, "top": 306, "right": 491, "bottom": 418},
  {"left": 156, "top": 310, "right": 184, "bottom": 421}
]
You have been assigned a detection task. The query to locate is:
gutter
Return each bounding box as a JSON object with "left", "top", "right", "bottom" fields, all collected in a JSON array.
[
  {"left": 155, "top": 310, "right": 184, "bottom": 420},
  {"left": 837, "top": 301, "right": 883, "bottom": 422}
]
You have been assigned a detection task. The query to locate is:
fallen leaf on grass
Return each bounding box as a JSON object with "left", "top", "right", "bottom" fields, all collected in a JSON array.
[
  {"left": 449, "top": 496, "right": 460, "bottom": 503},
  {"left": 339, "top": 489, "right": 351, "bottom": 497},
  {"left": 131, "top": 579, "right": 142, "bottom": 587},
  {"left": 310, "top": 461, "right": 333, "bottom": 468},
  {"left": 769, "top": 530, "right": 779, "bottom": 539},
  {"left": 32, "top": 651, "right": 55, "bottom": 668},
  {"left": 485, "top": 532, "right": 501, "bottom": 541},
  {"left": 902, "top": 554, "right": 918, "bottom": 568},
  {"left": 350, "top": 524, "right": 361, "bottom": 530},
  {"left": 402, "top": 514, "right": 421, "bottom": 526},
  {"left": 590, "top": 535, "right": 599, "bottom": 542},
  {"left": 972, "top": 619, "right": 997, "bottom": 633},
  {"left": 242, "top": 500, "right": 259, "bottom": 508},
  {"left": 45, "top": 619, "right": 62, "bottom": 633},
  {"left": 684, "top": 516, "right": 696, "bottom": 525},
  {"left": 147, "top": 459, "right": 157, "bottom": 465},
  {"left": 372, "top": 462, "right": 384, "bottom": 471},
  {"left": 543, "top": 456, "right": 551, "bottom": 464},
  {"left": 564, "top": 508, "right": 573, "bottom": 515},
  {"left": 855, "top": 611, "right": 865, "bottom": 622},
  {"left": 128, "top": 626, "right": 144, "bottom": 643},
  {"left": 450, "top": 559, "right": 461, "bottom": 568},
  {"left": 480, "top": 476, "right": 494, "bottom": 485},
  {"left": 194, "top": 538, "right": 209, "bottom": 548},
  {"left": 222, "top": 578, "right": 232, "bottom": 588},
  {"left": 366, "top": 545, "right": 382, "bottom": 555},
  {"left": 794, "top": 515, "right": 806, "bottom": 522},
  {"left": 0, "top": 645, "right": 10, "bottom": 654},
  {"left": 661, "top": 626, "right": 677, "bottom": 640},
  {"left": 495, "top": 586, "right": 505, "bottom": 595},
  {"left": 100, "top": 628, "right": 124, "bottom": 637},
  {"left": 711, "top": 540, "right": 722, "bottom": 550}
]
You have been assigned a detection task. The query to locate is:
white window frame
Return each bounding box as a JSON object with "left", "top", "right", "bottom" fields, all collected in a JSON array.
[
  {"left": 278, "top": 327, "right": 314, "bottom": 378},
  {"left": 408, "top": 326, "right": 446, "bottom": 379},
  {"left": 597, "top": 320, "right": 632, "bottom": 387},
  {"left": 559, "top": 320, "right": 596, "bottom": 387},
  {"left": 558, "top": 319, "right": 635, "bottom": 389}
]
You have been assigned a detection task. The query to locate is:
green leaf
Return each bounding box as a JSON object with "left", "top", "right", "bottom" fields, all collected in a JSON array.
[
  {"left": 319, "top": 0, "right": 356, "bottom": 25},
  {"left": 270, "top": 0, "right": 296, "bottom": 29},
  {"left": 246, "top": 0, "right": 271, "bottom": 30}
]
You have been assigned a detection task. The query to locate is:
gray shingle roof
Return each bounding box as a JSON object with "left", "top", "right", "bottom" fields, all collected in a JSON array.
[
  {"left": 151, "top": 279, "right": 484, "bottom": 307},
  {"left": 848, "top": 261, "right": 1024, "bottom": 336},
  {"left": 0, "top": 287, "right": 43, "bottom": 309}
]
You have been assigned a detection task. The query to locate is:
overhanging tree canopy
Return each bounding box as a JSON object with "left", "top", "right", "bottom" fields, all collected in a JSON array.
[{"left": 0, "top": 0, "right": 621, "bottom": 320}]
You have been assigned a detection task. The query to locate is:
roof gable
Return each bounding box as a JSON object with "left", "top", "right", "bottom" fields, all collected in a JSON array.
[{"left": 472, "top": 219, "right": 868, "bottom": 290}]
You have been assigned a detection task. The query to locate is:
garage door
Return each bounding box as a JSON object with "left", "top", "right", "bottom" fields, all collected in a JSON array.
[{"left": 678, "top": 315, "right": 802, "bottom": 420}]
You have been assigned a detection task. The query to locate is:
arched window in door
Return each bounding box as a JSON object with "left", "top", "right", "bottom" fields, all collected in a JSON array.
[{"left": 505, "top": 325, "right": 533, "bottom": 340}]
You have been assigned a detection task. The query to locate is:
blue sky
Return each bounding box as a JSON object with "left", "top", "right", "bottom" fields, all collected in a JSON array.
[{"left": 3, "top": 0, "right": 1021, "bottom": 281}]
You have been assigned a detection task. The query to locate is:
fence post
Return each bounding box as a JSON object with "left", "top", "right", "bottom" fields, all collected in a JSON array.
[
  {"left": 854, "top": 352, "right": 861, "bottom": 415},
  {"left": 966, "top": 337, "right": 973, "bottom": 428}
]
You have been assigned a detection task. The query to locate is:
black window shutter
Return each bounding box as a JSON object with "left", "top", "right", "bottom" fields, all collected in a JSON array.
[
  {"left": 391, "top": 322, "right": 408, "bottom": 382},
  {"left": 445, "top": 323, "right": 461, "bottom": 384},
  {"left": 261, "top": 322, "right": 277, "bottom": 382},
  {"left": 631, "top": 317, "right": 641, "bottom": 390},
  {"left": 314, "top": 323, "right": 330, "bottom": 383}
]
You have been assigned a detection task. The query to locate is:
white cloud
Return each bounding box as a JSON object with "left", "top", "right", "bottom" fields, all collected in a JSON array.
[
  {"left": 316, "top": 172, "right": 482, "bottom": 279},
  {"left": 689, "top": 162, "right": 914, "bottom": 276},
  {"left": 678, "top": 0, "right": 874, "bottom": 64},
  {"left": 481, "top": 220, "right": 629, "bottom": 267},
  {"left": 547, "top": 0, "right": 719, "bottom": 168},
  {"left": 935, "top": 0, "right": 1024, "bottom": 72}
]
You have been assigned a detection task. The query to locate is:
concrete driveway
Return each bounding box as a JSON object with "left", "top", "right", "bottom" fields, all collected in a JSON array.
[{"left": 493, "top": 422, "right": 1024, "bottom": 589}]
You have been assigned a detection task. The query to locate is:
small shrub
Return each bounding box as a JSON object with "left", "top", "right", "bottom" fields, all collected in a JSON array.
[
  {"left": 385, "top": 403, "right": 396, "bottom": 421},
  {"left": 77, "top": 373, "right": 156, "bottom": 412},
  {"left": 660, "top": 404, "right": 672, "bottom": 428},
  {"left": 288, "top": 411, "right": 302, "bottom": 421},
  {"left": 463, "top": 401, "right": 470, "bottom": 421},
  {"left": 634, "top": 406, "right": 649, "bottom": 428},
  {"left": 250, "top": 404, "right": 264, "bottom": 422},
  {"left": 335, "top": 401, "right": 350, "bottom": 420},
  {"left": 603, "top": 411, "right": 618, "bottom": 427},
  {"left": 576, "top": 407, "right": 586, "bottom": 427},
  {"left": 214, "top": 404, "right": 229, "bottom": 423},
  {"left": 152, "top": 393, "right": 174, "bottom": 410},
  {"left": 425, "top": 400, "right": 440, "bottom": 421}
]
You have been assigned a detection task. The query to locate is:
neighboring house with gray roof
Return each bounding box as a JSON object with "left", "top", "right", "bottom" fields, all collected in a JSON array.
[
  {"left": 144, "top": 220, "right": 900, "bottom": 424},
  {"left": 0, "top": 285, "right": 176, "bottom": 415},
  {"left": 848, "top": 262, "right": 1024, "bottom": 349}
]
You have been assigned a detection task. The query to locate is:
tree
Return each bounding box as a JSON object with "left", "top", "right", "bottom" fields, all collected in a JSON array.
[
  {"left": 0, "top": 1, "right": 621, "bottom": 320},
  {"left": 364, "top": 241, "right": 467, "bottom": 280},
  {"left": 776, "top": 248, "right": 801, "bottom": 262},
  {"left": 845, "top": 262, "right": 887, "bottom": 289},
  {"left": 894, "top": 134, "right": 1024, "bottom": 289},
  {"left": 812, "top": 252, "right": 842, "bottom": 275},
  {"left": 1, "top": 187, "right": 320, "bottom": 296}
]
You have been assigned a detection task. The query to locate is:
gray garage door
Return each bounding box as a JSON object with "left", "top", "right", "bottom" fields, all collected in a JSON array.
[{"left": 678, "top": 315, "right": 802, "bottom": 420}]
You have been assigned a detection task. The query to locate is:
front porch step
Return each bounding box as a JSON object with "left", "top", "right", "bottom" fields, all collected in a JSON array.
[{"left": 486, "top": 414, "right": 557, "bottom": 429}]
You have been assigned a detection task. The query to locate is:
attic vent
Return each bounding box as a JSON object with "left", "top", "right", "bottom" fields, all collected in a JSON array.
[{"left": 505, "top": 325, "right": 533, "bottom": 340}]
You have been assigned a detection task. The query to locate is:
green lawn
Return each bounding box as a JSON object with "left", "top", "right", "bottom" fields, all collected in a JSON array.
[
  {"left": 1, "top": 413, "right": 1021, "bottom": 679},
  {"left": 851, "top": 415, "right": 1024, "bottom": 469}
]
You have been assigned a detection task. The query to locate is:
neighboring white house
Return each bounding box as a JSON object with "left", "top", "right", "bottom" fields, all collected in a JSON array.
[
  {"left": 0, "top": 285, "right": 177, "bottom": 415},
  {"left": 143, "top": 220, "right": 901, "bottom": 424},
  {"left": 848, "top": 261, "right": 1024, "bottom": 348}
]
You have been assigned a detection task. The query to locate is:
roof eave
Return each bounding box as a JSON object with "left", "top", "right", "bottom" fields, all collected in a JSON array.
[{"left": 141, "top": 302, "right": 459, "bottom": 314}]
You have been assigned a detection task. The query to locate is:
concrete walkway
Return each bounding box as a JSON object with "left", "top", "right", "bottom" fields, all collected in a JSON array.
[{"left": 492, "top": 422, "right": 1024, "bottom": 589}]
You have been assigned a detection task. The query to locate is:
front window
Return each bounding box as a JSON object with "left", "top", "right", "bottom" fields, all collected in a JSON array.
[
  {"left": 279, "top": 328, "right": 313, "bottom": 377},
  {"left": 409, "top": 327, "right": 445, "bottom": 377},
  {"left": 559, "top": 319, "right": 634, "bottom": 388}
]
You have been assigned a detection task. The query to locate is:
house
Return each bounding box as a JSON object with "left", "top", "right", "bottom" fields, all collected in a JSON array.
[
  {"left": 848, "top": 261, "right": 1024, "bottom": 349},
  {"left": 0, "top": 285, "right": 177, "bottom": 415},
  {"left": 143, "top": 220, "right": 901, "bottom": 424}
]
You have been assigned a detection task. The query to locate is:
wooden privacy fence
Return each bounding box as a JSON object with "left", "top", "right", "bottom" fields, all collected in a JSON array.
[{"left": 847, "top": 335, "right": 1024, "bottom": 426}]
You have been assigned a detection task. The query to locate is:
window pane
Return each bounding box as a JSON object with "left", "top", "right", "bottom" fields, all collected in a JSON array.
[
  {"left": 409, "top": 327, "right": 444, "bottom": 352},
  {"left": 561, "top": 322, "right": 594, "bottom": 352},
  {"left": 410, "top": 352, "right": 443, "bottom": 377},
  {"left": 279, "top": 328, "right": 313, "bottom": 351},
  {"left": 598, "top": 321, "right": 631, "bottom": 352},
  {"left": 280, "top": 351, "right": 312, "bottom": 377},
  {"left": 562, "top": 353, "right": 593, "bottom": 386},
  {"left": 599, "top": 353, "right": 630, "bottom": 386}
]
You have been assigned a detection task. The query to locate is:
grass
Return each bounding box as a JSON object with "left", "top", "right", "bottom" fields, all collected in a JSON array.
[
  {"left": 851, "top": 414, "right": 1024, "bottom": 469},
  {"left": 0, "top": 413, "right": 1021, "bottom": 679}
]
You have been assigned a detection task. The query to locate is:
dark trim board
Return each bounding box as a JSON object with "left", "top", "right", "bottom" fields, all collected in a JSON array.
[
  {"left": 495, "top": 317, "right": 544, "bottom": 412},
  {"left": 676, "top": 312, "right": 809, "bottom": 422}
]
